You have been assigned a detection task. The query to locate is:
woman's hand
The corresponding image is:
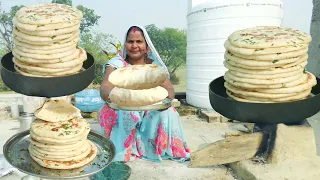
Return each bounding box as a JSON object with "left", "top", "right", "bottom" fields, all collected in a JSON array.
[
  {"left": 160, "top": 78, "right": 175, "bottom": 99},
  {"left": 100, "top": 66, "right": 116, "bottom": 101}
]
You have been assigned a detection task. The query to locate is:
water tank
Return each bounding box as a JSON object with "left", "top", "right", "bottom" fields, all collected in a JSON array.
[{"left": 186, "top": 0, "right": 284, "bottom": 109}]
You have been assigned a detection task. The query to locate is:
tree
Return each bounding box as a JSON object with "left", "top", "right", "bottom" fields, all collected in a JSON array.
[
  {"left": 0, "top": 3, "right": 24, "bottom": 53},
  {"left": 52, "top": 0, "right": 72, "bottom": 6},
  {"left": 145, "top": 24, "right": 186, "bottom": 82},
  {"left": 307, "top": 0, "right": 320, "bottom": 77},
  {"left": 80, "top": 31, "right": 120, "bottom": 84}
]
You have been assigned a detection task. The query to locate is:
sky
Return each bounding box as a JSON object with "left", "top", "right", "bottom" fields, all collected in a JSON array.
[{"left": 0, "top": 0, "right": 314, "bottom": 41}]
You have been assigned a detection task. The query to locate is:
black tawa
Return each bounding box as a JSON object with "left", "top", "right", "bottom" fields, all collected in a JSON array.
[
  {"left": 1, "top": 52, "right": 95, "bottom": 98},
  {"left": 209, "top": 76, "right": 320, "bottom": 124}
]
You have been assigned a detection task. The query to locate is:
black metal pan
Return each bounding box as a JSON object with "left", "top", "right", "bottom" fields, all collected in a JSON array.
[
  {"left": 1, "top": 52, "right": 95, "bottom": 98},
  {"left": 209, "top": 76, "right": 320, "bottom": 124}
]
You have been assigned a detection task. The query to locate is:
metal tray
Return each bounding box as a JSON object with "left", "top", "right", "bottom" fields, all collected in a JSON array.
[
  {"left": 3, "top": 130, "right": 115, "bottom": 179},
  {"left": 107, "top": 98, "right": 173, "bottom": 111}
]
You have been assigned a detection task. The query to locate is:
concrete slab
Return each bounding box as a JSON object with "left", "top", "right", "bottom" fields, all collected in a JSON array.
[{"left": 230, "top": 157, "right": 320, "bottom": 180}]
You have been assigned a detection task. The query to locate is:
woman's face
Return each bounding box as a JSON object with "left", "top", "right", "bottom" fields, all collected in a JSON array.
[{"left": 125, "top": 29, "right": 149, "bottom": 61}]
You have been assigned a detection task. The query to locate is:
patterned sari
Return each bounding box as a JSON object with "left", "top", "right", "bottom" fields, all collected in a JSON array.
[{"left": 98, "top": 25, "right": 190, "bottom": 162}]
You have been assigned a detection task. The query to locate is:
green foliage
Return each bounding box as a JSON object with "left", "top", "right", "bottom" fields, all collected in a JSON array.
[
  {"left": 80, "top": 31, "right": 120, "bottom": 84},
  {"left": 145, "top": 24, "right": 186, "bottom": 84},
  {"left": 76, "top": 5, "right": 101, "bottom": 34},
  {"left": 51, "top": 0, "right": 72, "bottom": 6}
]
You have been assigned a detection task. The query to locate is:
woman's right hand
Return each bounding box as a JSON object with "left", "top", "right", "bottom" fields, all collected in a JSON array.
[{"left": 100, "top": 66, "right": 115, "bottom": 101}]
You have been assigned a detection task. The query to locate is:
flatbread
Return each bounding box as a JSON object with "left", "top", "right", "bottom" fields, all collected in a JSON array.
[
  {"left": 228, "top": 26, "right": 312, "bottom": 48},
  {"left": 223, "top": 60, "right": 307, "bottom": 75},
  {"left": 15, "top": 3, "right": 83, "bottom": 25},
  {"left": 15, "top": 43, "right": 77, "bottom": 55},
  {"left": 13, "top": 48, "right": 80, "bottom": 64},
  {"left": 109, "top": 64, "right": 167, "bottom": 89},
  {"left": 224, "top": 40, "right": 308, "bottom": 55},
  {"left": 225, "top": 82, "right": 306, "bottom": 98},
  {"left": 30, "top": 138, "right": 86, "bottom": 151},
  {"left": 252, "top": 72, "right": 316, "bottom": 94},
  {"left": 13, "top": 58, "right": 75, "bottom": 73},
  {"left": 34, "top": 100, "right": 81, "bottom": 122},
  {"left": 15, "top": 23, "right": 81, "bottom": 37},
  {"left": 228, "top": 68, "right": 303, "bottom": 79},
  {"left": 224, "top": 71, "right": 303, "bottom": 85},
  {"left": 12, "top": 16, "right": 80, "bottom": 31},
  {"left": 13, "top": 46, "right": 77, "bottom": 60},
  {"left": 226, "top": 89, "right": 311, "bottom": 103},
  {"left": 227, "top": 48, "right": 308, "bottom": 61},
  {"left": 225, "top": 51, "right": 307, "bottom": 67},
  {"left": 12, "top": 36, "right": 79, "bottom": 50},
  {"left": 224, "top": 72, "right": 309, "bottom": 89},
  {"left": 109, "top": 86, "right": 168, "bottom": 106},
  {"left": 15, "top": 64, "right": 83, "bottom": 77},
  {"left": 13, "top": 27, "right": 79, "bottom": 43},
  {"left": 29, "top": 140, "right": 97, "bottom": 170},
  {"left": 13, "top": 30, "right": 80, "bottom": 45}
]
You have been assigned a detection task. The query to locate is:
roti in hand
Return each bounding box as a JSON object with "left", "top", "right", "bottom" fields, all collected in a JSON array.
[{"left": 108, "top": 64, "right": 167, "bottom": 89}]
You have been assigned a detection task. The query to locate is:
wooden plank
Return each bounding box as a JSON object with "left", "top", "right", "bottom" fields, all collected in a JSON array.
[{"left": 189, "top": 132, "right": 263, "bottom": 168}]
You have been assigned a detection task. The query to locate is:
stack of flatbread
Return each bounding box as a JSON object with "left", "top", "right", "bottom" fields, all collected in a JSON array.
[
  {"left": 28, "top": 100, "right": 97, "bottom": 169},
  {"left": 11, "top": 3, "right": 87, "bottom": 77},
  {"left": 108, "top": 64, "right": 169, "bottom": 107},
  {"left": 223, "top": 26, "right": 317, "bottom": 103}
]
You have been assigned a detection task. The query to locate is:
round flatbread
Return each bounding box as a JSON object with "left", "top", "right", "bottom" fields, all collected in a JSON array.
[
  {"left": 224, "top": 40, "right": 308, "bottom": 55},
  {"left": 228, "top": 68, "right": 303, "bottom": 79},
  {"left": 109, "top": 86, "right": 168, "bottom": 107},
  {"left": 15, "top": 64, "right": 83, "bottom": 77},
  {"left": 34, "top": 100, "right": 81, "bottom": 122},
  {"left": 15, "top": 3, "right": 83, "bottom": 25},
  {"left": 224, "top": 71, "right": 303, "bottom": 85},
  {"left": 13, "top": 46, "right": 77, "bottom": 60},
  {"left": 228, "top": 26, "right": 312, "bottom": 48},
  {"left": 13, "top": 58, "right": 75, "bottom": 73},
  {"left": 30, "top": 138, "right": 86, "bottom": 151},
  {"left": 226, "top": 89, "right": 311, "bottom": 103},
  {"left": 12, "top": 36, "right": 79, "bottom": 50},
  {"left": 109, "top": 64, "right": 167, "bottom": 89},
  {"left": 13, "top": 27, "right": 79, "bottom": 43},
  {"left": 224, "top": 72, "right": 309, "bottom": 89},
  {"left": 15, "top": 43, "right": 77, "bottom": 55},
  {"left": 223, "top": 60, "right": 307, "bottom": 75},
  {"left": 225, "top": 51, "right": 307, "bottom": 66},
  {"left": 15, "top": 23, "right": 81, "bottom": 37},
  {"left": 13, "top": 48, "right": 80, "bottom": 64},
  {"left": 12, "top": 16, "right": 80, "bottom": 31},
  {"left": 29, "top": 140, "right": 97, "bottom": 170},
  {"left": 227, "top": 48, "right": 308, "bottom": 61}
]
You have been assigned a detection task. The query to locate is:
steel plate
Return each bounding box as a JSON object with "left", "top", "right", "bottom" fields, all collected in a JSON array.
[{"left": 3, "top": 130, "right": 115, "bottom": 179}]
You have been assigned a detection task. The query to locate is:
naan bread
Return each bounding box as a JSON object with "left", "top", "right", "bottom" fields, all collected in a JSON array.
[
  {"left": 109, "top": 86, "right": 168, "bottom": 106},
  {"left": 228, "top": 69, "right": 303, "bottom": 79},
  {"left": 16, "top": 23, "right": 80, "bottom": 37},
  {"left": 224, "top": 72, "right": 309, "bottom": 89},
  {"left": 13, "top": 48, "right": 80, "bottom": 64},
  {"left": 109, "top": 64, "right": 167, "bottom": 89},
  {"left": 29, "top": 140, "right": 97, "bottom": 170},
  {"left": 15, "top": 43, "right": 77, "bottom": 55},
  {"left": 223, "top": 60, "right": 307, "bottom": 75},
  {"left": 13, "top": 46, "right": 77, "bottom": 60},
  {"left": 30, "top": 138, "right": 86, "bottom": 151},
  {"left": 228, "top": 26, "right": 312, "bottom": 48},
  {"left": 15, "top": 3, "right": 83, "bottom": 25},
  {"left": 12, "top": 36, "right": 79, "bottom": 50},
  {"left": 224, "top": 40, "right": 308, "bottom": 55},
  {"left": 34, "top": 100, "right": 80, "bottom": 122},
  {"left": 15, "top": 64, "right": 83, "bottom": 77}
]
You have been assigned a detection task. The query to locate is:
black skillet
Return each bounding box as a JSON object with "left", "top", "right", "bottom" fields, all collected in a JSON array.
[
  {"left": 209, "top": 76, "right": 320, "bottom": 124},
  {"left": 1, "top": 52, "right": 95, "bottom": 98}
]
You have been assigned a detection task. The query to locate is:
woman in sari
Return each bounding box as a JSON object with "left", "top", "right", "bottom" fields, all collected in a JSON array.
[{"left": 99, "top": 25, "right": 190, "bottom": 163}]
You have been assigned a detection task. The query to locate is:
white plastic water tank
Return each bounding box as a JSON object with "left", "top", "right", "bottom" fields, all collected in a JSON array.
[{"left": 186, "top": 0, "right": 284, "bottom": 109}]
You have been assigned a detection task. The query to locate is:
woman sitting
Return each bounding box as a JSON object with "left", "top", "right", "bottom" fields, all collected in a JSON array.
[{"left": 99, "top": 25, "right": 190, "bottom": 162}]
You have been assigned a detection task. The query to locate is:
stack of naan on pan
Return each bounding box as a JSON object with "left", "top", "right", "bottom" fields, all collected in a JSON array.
[
  {"left": 29, "top": 100, "right": 97, "bottom": 169},
  {"left": 108, "top": 64, "right": 169, "bottom": 107},
  {"left": 223, "top": 26, "right": 317, "bottom": 103},
  {"left": 12, "top": 3, "right": 87, "bottom": 77}
]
